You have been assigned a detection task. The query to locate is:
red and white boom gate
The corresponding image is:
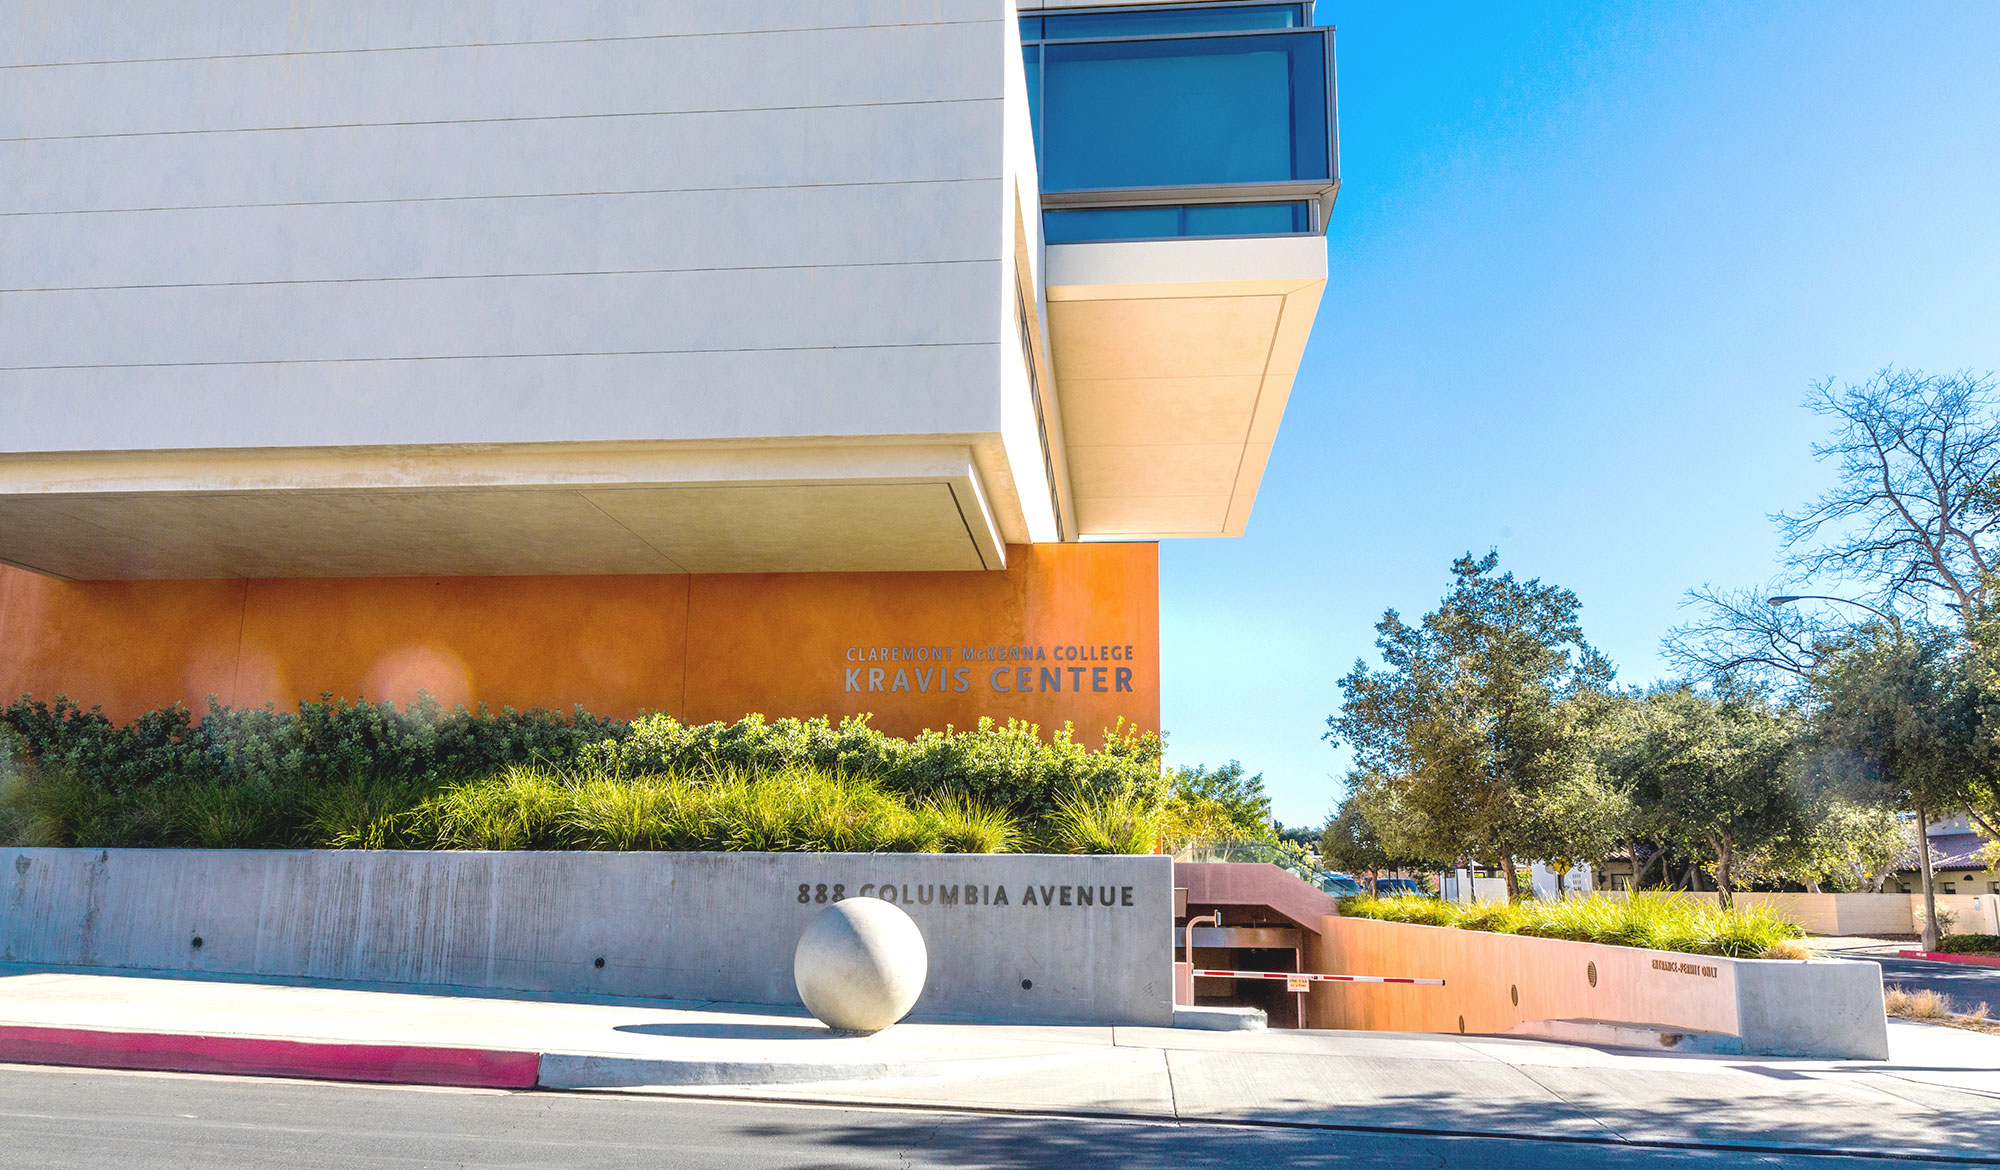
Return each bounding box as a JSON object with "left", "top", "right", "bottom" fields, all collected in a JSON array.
[
  {"left": 1178, "top": 914, "right": 1444, "bottom": 1012},
  {"left": 1190, "top": 969, "right": 1444, "bottom": 990}
]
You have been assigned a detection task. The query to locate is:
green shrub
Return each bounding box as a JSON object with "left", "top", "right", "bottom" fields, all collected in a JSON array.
[
  {"left": 585, "top": 713, "right": 1164, "bottom": 825},
  {"left": 167, "top": 779, "right": 290, "bottom": 850},
  {"left": 1338, "top": 893, "right": 1805, "bottom": 959},
  {"left": 394, "top": 763, "right": 961, "bottom": 854},
  {"left": 928, "top": 794, "right": 1021, "bottom": 854},
  {"left": 414, "top": 765, "right": 569, "bottom": 850},
  {"left": 0, "top": 732, "right": 27, "bottom": 846},
  {"left": 306, "top": 777, "right": 427, "bottom": 850},
  {"left": 1046, "top": 789, "right": 1160, "bottom": 854},
  {"left": 3, "top": 759, "right": 122, "bottom": 847},
  {"left": 561, "top": 774, "right": 694, "bottom": 851},
  {"left": 1, "top": 695, "right": 1159, "bottom": 854},
  {"left": 1, "top": 693, "right": 621, "bottom": 796},
  {"left": 1940, "top": 934, "right": 2000, "bottom": 955},
  {"left": 1456, "top": 901, "right": 1532, "bottom": 935}
]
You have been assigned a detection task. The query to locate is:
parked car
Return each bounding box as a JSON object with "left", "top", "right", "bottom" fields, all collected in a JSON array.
[
  {"left": 1318, "top": 871, "right": 1365, "bottom": 897},
  {"left": 1373, "top": 877, "right": 1427, "bottom": 897}
]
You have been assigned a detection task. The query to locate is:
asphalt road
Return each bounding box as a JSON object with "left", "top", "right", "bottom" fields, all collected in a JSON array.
[
  {"left": 0, "top": 1064, "right": 1991, "bottom": 1170},
  {"left": 1848, "top": 952, "right": 2000, "bottom": 1007}
]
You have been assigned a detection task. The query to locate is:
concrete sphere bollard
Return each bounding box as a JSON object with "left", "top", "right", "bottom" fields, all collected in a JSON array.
[{"left": 793, "top": 897, "right": 928, "bottom": 1033}]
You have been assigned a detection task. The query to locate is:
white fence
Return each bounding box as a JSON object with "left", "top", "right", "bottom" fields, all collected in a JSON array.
[{"left": 1602, "top": 889, "right": 2000, "bottom": 937}]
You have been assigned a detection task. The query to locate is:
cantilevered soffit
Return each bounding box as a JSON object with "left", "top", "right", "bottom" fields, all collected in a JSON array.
[
  {"left": 0, "top": 445, "right": 1006, "bottom": 580},
  {"left": 1045, "top": 235, "right": 1326, "bottom": 540}
]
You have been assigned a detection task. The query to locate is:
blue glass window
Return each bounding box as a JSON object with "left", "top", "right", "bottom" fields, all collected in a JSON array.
[
  {"left": 1043, "top": 202, "right": 1311, "bottom": 243},
  {"left": 1028, "top": 31, "right": 1331, "bottom": 193},
  {"left": 1027, "top": 5, "right": 1306, "bottom": 41}
]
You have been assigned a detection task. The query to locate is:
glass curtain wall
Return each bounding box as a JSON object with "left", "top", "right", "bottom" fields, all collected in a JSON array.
[{"left": 1022, "top": 4, "right": 1335, "bottom": 242}]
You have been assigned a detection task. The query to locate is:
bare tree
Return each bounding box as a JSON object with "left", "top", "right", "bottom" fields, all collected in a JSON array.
[
  {"left": 1777, "top": 367, "right": 2000, "bottom": 615},
  {"left": 1663, "top": 369, "right": 2000, "bottom": 949},
  {"left": 1668, "top": 369, "right": 2000, "bottom": 683},
  {"left": 1663, "top": 584, "right": 1838, "bottom": 682}
]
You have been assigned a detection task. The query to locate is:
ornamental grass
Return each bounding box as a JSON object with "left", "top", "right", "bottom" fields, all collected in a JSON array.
[
  {"left": 1341, "top": 893, "right": 1808, "bottom": 959},
  {"left": 0, "top": 741, "right": 1111, "bottom": 853},
  {"left": 385, "top": 763, "right": 1023, "bottom": 854},
  {"left": 0, "top": 699, "right": 1167, "bottom": 853}
]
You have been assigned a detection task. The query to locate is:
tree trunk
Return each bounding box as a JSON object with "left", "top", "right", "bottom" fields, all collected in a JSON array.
[
  {"left": 1635, "top": 843, "right": 1665, "bottom": 891},
  {"left": 1709, "top": 831, "right": 1734, "bottom": 909},
  {"left": 1502, "top": 857, "right": 1520, "bottom": 901},
  {"left": 1916, "top": 792, "right": 1941, "bottom": 952}
]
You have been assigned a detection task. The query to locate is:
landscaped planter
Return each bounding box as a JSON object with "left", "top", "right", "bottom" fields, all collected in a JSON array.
[{"left": 1308, "top": 916, "right": 1889, "bottom": 1060}]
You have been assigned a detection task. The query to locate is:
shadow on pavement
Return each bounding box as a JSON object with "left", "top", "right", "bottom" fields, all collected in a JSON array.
[
  {"left": 1159, "top": 1077, "right": 2000, "bottom": 1162},
  {"left": 728, "top": 1108, "right": 1996, "bottom": 1170}
]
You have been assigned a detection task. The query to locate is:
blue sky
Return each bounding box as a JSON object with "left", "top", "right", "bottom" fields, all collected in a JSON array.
[{"left": 1158, "top": 2, "right": 2000, "bottom": 826}]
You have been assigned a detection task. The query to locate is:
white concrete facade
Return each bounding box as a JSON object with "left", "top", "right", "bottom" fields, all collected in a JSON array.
[
  {"left": 0, "top": 1, "right": 1054, "bottom": 576},
  {"left": 0, "top": 0, "right": 1329, "bottom": 577}
]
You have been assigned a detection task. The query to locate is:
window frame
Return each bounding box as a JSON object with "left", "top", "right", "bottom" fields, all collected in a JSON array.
[
  {"left": 1021, "top": 20, "right": 1340, "bottom": 220},
  {"left": 1021, "top": 2, "right": 1313, "bottom": 43},
  {"left": 1041, "top": 200, "right": 1317, "bottom": 245}
]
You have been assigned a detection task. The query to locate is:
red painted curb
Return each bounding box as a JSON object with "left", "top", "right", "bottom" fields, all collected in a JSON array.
[
  {"left": 1898, "top": 950, "right": 2000, "bottom": 969},
  {"left": 0, "top": 1024, "right": 541, "bottom": 1088}
]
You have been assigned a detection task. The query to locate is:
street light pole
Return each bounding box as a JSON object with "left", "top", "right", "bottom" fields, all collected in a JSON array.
[
  {"left": 1768, "top": 593, "right": 1938, "bottom": 950},
  {"left": 1766, "top": 593, "right": 1901, "bottom": 635}
]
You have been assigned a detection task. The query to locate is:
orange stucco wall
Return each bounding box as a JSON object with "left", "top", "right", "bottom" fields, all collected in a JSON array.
[{"left": 0, "top": 543, "right": 1158, "bottom": 740}]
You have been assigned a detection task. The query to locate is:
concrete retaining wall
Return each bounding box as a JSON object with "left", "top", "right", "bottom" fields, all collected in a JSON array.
[
  {"left": 1310, "top": 917, "right": 1888, "bottom": 1059},
  {"left": 0, "top": 849, "right": 1174, "bottom": 1026}
]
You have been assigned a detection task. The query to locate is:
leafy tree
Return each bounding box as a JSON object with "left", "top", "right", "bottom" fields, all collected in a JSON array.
[
  {"left": 1159, "top": 760, "right": 1272, "bottom": 845},
  {"left": 1318, "top": 776, "right": 1442, "bottom": 877},
  {"left": 1801, "top": 621, "right": 1970, "bottom": 947},
  {"left": 1793, "top": 798, "right": 1918, "bottom": 893},
  {"left": 1948, "top": 599, "right": 2000, "bottom": 843},
  {"left": 1515, "top": 770, "right": 1629, "bottom": 898},
  {"left": 1328, "top": 552, "right": 1613, "bottom": 897},
  {"left": 1274, "top": 823, "right": 1323, "bottom": 852},
  {"left": 1662, "top": 369, "right": 2000, "bottom": 934},
  {"left": 1318, "top": 796, "right": 1388, "bottom": 876},
  {"left": 1594, "top": 685, "right": 1803, "bottom": 905}
]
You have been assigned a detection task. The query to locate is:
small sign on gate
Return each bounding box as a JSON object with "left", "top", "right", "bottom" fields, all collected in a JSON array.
[{"left": 1286, "top": 974, "right": 1311, "bottom": 993}]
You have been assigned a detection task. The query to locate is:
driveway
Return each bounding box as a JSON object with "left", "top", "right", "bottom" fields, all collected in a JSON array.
[{"left": 1815, "top": 938, "right": 2000, "bottom": 1006}]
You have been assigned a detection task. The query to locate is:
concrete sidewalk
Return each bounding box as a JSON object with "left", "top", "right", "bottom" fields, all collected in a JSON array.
[{"left": 3, "top": 963, "right": 1998, "bottom": 1161}]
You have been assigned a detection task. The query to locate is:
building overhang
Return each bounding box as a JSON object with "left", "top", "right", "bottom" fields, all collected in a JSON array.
[
  {"left": 0, "top": 443, "right": 1006, "bottom": 580},
  {"left": 1044, "top": 234, "right": 1326, "bottom": 539}
]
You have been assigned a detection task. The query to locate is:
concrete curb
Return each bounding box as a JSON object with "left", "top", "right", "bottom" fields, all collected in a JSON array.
[
  {"left": 1899, "top": 949, "right": 2000, "bottom": 969},
  {"left": 0, "top": 1024, "right": 540, "bottom": 1089},
  {"left": 0, "top": 1023, "right": 1107, "bottom": 1094},
  {"left": 538, "top": 1046, "right": 1105, "bottom": 1091}
]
